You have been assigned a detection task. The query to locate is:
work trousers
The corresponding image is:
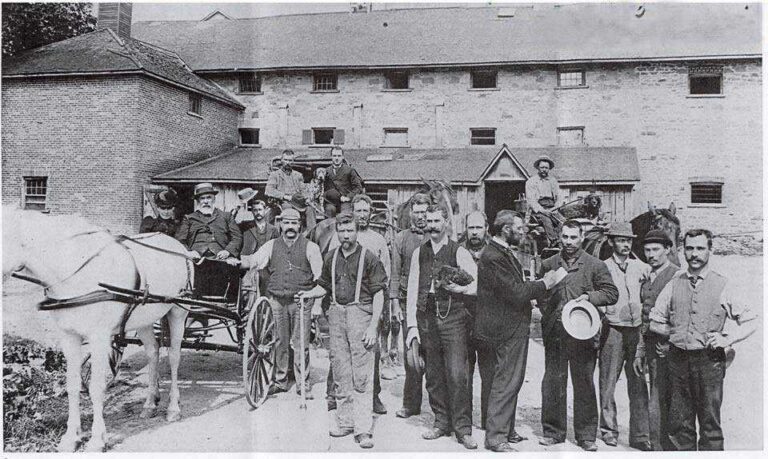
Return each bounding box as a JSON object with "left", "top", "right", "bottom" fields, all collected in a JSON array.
[
  {"left": 479, "top": 336, "right": 530, "bottom": 447},
  {"left": 326, "top": 345, "right": 382, "bottom": 410},
  {"left": 465, "top": 305, "right": 481, "bottom": 427},
  {"left": 418, "top": 305, "right": 472, "bottom": 437},
  {"left": 668, "top": 345, "right": 726, "bottom": 451},
  {"left": 400, "top": 313, "right": 424, "bottom": 413},
  {"left": 541, "top": 323, "right": 599, "bottom": 442},
  {"left": 270, "top": 295, "right": 312, "bottom": 391},
  {"left": 645, "top": 334, "right": 673, "bottom": 450},
  {"left": 599, "top": 324, "right": 650, "bottom": 443},
  {"left": 328, "top": 303, "right": 375, "bottom": 435}
]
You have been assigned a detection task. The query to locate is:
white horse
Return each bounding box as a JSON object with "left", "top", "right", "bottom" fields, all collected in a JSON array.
[{"left": 2, "top": 207, "right": 190, "bottom": 452}]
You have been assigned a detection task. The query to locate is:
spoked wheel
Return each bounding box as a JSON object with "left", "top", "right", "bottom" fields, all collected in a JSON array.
[
  {"left": 80, "top": 341, "right": 124, "bottom": 393},
  {"left": 243, "top": 296, "right": 276, "bottom": 408}
]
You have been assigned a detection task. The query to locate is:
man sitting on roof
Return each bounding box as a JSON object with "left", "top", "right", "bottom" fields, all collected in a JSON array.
[
  {"left": 265, "top": 148, "right": 308, "bottom": 214},
  {"left": 324, "top": 147, "right": 364, "bottom": 218},
  {"left": 525, "top": 155, "right": 562, "bottom": 244}
]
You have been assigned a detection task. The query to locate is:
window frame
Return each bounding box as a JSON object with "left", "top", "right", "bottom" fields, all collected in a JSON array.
[
  {"left": 381, "top": 127, "right": 409, "bottom": 148},
  {"left": 689, "top": 179, "right": 724, "bottom": 206},
  {"left": 688, "top": 65, "right": 724, "bottom": 97},
  {"left": 383, "top": 71, "right": 411, "bottom": 91},
  {"left": 470, "top": 69, "right": 498, "bottom": 90},
  {"left": 188, "top": 93, "right": 202, "bottom": 117},
  {"left": 312, "top": 127, "right": 336, "bottom": 145},
  {"left": 557, "top": 126, "right": 585, "bottom": 146},
  {"left": 312, "top": 73, "right": 339, "bottom": 92},
  {"left": 237, "top": 72, "right": 262, "bottom": 94},
  {"left": 23, "top": 176, "right": 48, "bottom": 211},
  {"left": 557, "top": 69, "right": 587, "bottom": 88},
  {"left": 470, "top": 127, "right": 497, "bottom": 146},
  {"left": 238, "top": 128, "right": 261, "bottom": 147}
]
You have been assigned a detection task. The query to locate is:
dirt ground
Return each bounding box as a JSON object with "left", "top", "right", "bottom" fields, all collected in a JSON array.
[{"left": 2, "top": 255, "right": 763, "bottom": 452}]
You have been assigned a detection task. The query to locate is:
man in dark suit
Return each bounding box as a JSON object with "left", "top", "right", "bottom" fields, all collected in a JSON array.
[
  {"left": 475, "top": 210, "right": 562, "bottom": 452},
  {"left": 241, "top": 199, "right": 281, "bottom": 297},
  {"left": 324, "top": 147, "right": 364, "bottom": 217},
  {"left": 175, "top": 182, "right": 242, "bottom": 260}
]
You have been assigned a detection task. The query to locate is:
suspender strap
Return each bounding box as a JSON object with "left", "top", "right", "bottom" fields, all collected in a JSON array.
[
  {"left": 331, "top": 245, "right": 368, "bottom": 305},
  {"left": 331, "top": 247, "right": 339, "bottom": 304}
]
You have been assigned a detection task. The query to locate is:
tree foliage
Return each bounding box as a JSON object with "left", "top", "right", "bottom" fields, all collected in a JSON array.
[{"left": 2, "top": 3, "right": 96, "bottom": 58}]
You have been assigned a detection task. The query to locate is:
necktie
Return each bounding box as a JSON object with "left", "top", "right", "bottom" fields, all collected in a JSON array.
[{"left": 689, "top": 275, "right": 699, "bottom": 289}]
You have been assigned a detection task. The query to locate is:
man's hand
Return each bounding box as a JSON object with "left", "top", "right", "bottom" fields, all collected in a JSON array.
[
  {"left": 406, "top": 326, "right": 420, "bottom": 347},
  {"left": 311, "top": 301, "right": 322, "bottom": 319},
  {"left": 632, "top": 356, "right": 647, "bottom": 378},
  {"left": 294, "top": 290, "right": 313, "bottom": 304},
  {"left": 575, "top": 294, "right": 590, "bottom": 303},
  {"left": 283, "top": 194, "right": 291, "bottom": 201},
  {"left": 443, "top": 282, "right": 466, "bottom": 294},
  {"left": 362, "top": 323, "right": 378, "bottom": 349},
  {"left": 224, "top": 258, "right": 241, "bottom": 266},
  {"left": 706, "top": 332, "right": 730, "bottom": 350},
  {"left": 187, "top": 250, "right": 201, "bottom": 259},
  {"left": 655, "top": 340, "right": 670, "bottom": 358},
  {"left": 340, "top": 196, "right": 351, "bottom": 203},
  {"left": 215, "top": 250, "right": 231, "bottom": 260}
]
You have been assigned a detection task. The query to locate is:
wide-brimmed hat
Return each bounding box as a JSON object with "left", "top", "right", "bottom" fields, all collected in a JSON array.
[
  {"left": 606, "top": 222, "right": 636, "bottom": 238},
  {"left": 643, "top": 229, "right": 673, "bottom": 247},
  {"left": 406, "top": 339, "right": 425, "bottom": 378},
  {"left": 288, "top": 193, "right": 308, "bottom": 212},
  {"left": 193, "top": 182, "right": 219, "bottom": 198},
  {"left": 155, "top": 189, "right": 177, "bottom": 208},
  {"left": 561, "top": 299, "right": 601, "bottom": 340},
  {"left": 534, "top": 155, "right": 555, "bottom": 169},
  {"left": 237, "top": 187, "right": 258, "bottom": 204},
  {"left": 281, "top": 208, "right": 301, "bottom": 221}
]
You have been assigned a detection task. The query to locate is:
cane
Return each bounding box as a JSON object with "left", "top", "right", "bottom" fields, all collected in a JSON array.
[{"left": 299, "top": 297, "right": 307, "bottom": 410}]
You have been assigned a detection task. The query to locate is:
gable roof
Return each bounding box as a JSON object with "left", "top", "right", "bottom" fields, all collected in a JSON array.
[
  {"left": 132, "top": 4, "right": 761, "bottom": 72},
  {"left": 2, "top": 28, "right": 243, "bottom": 108},
  {"left": 153, "top": 145, "right": 640, "bottom": 185}
]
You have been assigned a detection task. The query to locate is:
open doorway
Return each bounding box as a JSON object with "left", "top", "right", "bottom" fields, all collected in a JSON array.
[{"left": 484, "top": 181, "right": 526, "bottom": 224}]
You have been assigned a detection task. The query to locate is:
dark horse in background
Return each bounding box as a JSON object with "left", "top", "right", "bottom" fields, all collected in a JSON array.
[{"left": 630, "top": 202, "right": 681, "bottom": 266}]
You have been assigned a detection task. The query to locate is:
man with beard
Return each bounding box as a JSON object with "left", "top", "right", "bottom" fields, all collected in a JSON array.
[
  {"left": 240, "top": 199, "right": 281, "bottom": 297},
  {"left": 240, "top": 208, "right": 323, "bottom": 397},
  {"left": 538, "top": 220, "right": 618, "bottom": 452},
  {"left": 324, "top": 147, "right": 364, "bottom": 217},
  {"left": 392, "top": 193, "right": 430, "bottom": 419},
  {"left": 405, "top": 204, "right": 479, "bottom": 449},
  {"left": 297, "top": 213, "right": 388, "bottom": 449},
  {"left": 632, "top": 230, "right": 679, "bottom": 451},
  {"left": 175, "top": 183, "right": 242, "bottom": 260},
  {"left": 525, "top": 155, "right": 562, "bottom": 244},
  {"left": 599, "top": 223, "right": 651, "bottom": 451},
  {"left": 265, "top": 149, "right": 307, "bottom": 216},
  {"left": 325, "top": 194, "right": 390, "bottom": 415},
  {"left": 476, "top": 211, "right": 563, "bottom": 452},
  {"left": 140, "top": 189, "right": 180, "bottom": 236},
  {"left": 649, "top": 229, "right": 756, "bottom": 451}
]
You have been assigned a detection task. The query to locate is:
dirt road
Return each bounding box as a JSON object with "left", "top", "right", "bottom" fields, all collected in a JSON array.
[{"left": 3, "top": 255, "right": 763, "bottom": 451}]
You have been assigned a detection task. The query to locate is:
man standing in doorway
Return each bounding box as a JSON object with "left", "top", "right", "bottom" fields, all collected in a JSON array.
[
  {"left": 525, "top": 155, "right": 561, "bottom": 245},
  {"left": 324, "top": 147, "right": 364, "bottom": 218}
]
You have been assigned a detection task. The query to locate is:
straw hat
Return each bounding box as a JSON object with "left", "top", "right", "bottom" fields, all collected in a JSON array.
[
  {"left": 561, "top": 299, "right": 601, "bottom": 340},
  {"left": 534, "top": 155, "right": 555, "bottom": 169},
  {"left": 193, "top": 182, "right": 218, "bottom": 198}
]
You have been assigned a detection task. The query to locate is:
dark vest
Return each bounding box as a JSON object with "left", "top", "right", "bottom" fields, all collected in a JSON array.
[
  {"left": 640, "top": 264, "right": 678, "bottom": 333},
  {"left": 416, "top": 239, "right": 465, "bottom": 311},
  {"left": 266, "top": 236, "right": 315, "bottom": 297}
]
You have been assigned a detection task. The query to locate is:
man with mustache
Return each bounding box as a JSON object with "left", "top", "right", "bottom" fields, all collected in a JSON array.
[
  {"left": 525, "top": 155, "right": 562, "bottom": 245},
  {"left": 323, "top": 147, "right": 364, "bottom": 217},
  {"left": 391, "top": 193, "right": 430, "bottom": 419},
  {"left": 240, "top": 199, "right": 281, "bottom": 298},
  {"left": 599, "top": 223, "right": 651, "bottom": 451},
  {"left": 405, "top": 204, "right": 479, "bottom": 449},
  {"left": 240, "top": 208, "right": 323, "bottom": 397},
  {"left": 538, "top": 220, "right": 618, "bottom": 452},
  {"left": 265, "top": 149, "right": 307, "bottom": 218},
  {"left": 297, "top": 213, "right": 388, "bottom": 448},
  {"left": 649, "top": 229, "right": 756, "bottom": 451},
  {"left": 632, "top": 229, "right": 679, "bottom": 451},
  {"left": 175, "top": 183, "right": 242, "bottom": 261}
]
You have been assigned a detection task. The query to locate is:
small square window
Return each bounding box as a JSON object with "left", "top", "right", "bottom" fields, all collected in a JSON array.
[
  {"left": 384, "top": 71, "right": 409, "bottom": 90},
  {"left": 382, "top": 128, "right": 408, "bottom": 147},
  {"left": 471, "top": 70, "right": 497, "bottom": 89},
  {"left": 23, "top": 176, "right": 47, "bottom": 211},
  {"left": 689, "top": 75, "right": 722, "bottom": 95},
  {"left": 470, "top": 128, "right": 496, "bottom": 145},
  {"left": 238, "top": 73, "right": 261, "bottom": 93},
  {"left": 188, "top": 93, "right": 201, "bottom": 115},
  {"left": 313, "top": 73, "right": 338, "bottom": 91},
  {"left": 557, "top": 69, "right": 586, "bottom": 87},
  {"left": 691, "top": 181, "right": 723, "bottom": 204},
  {"left": 239, "top": 128, "right": 260, "bottom": 146},
  {"left": 313, "top": 128, "right": 335, "bottom": 144},
  {"left": 557, "top": 126, "right": 584, "bottom": 146}
]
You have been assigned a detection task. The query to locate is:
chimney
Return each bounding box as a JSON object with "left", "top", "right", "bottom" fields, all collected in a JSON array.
[{"left": 98, "top": 3, "right": 133, "bottom": 40}]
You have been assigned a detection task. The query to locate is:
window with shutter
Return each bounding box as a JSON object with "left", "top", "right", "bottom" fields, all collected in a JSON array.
[
  {"left": 332, "top": 129, "right": 345, "bottom": 145},
  {"left": 312, "top": 128, "right": 335, "bottom": 145}
]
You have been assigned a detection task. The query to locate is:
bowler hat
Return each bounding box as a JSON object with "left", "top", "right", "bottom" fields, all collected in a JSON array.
[
  {"left": 288, "top": 193, "right": 308, "bottom": 212},
  {"left": 534, "top": 155, "right": 555, "bottom": 170},
  {"left": 607, "top": 222, "right": 636, "bottom": 238},
  {"left": 155, "top": 189, "right": 177, "bottom": 208},
  {"left": 406, "top": 339, "right": 425, "bottom": 378},
  {"left": 643, "top": 229, "right": 673, "bottom": 247},
  {"left": 193, "top": 182, "right": 219, "bottom": 198},
  {"left": 237, "top": 187, "right": 258, "bottom": 204},
  {"left": 561, "top": 299, "right": 601, "bottom": 340},
  {"left": 281, "top": 208, "right": 301, "bottom": 221}
]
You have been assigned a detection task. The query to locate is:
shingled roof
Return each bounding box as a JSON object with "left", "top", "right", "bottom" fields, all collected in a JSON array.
[
  {"left": 153, "top": 145, "right": 640, "bottom": 185},
  {"left": 132, "top": 4, "right": 761, "bottom": 72},
  {"left": 2, "top": 28, "right": 243, "bottom": 108}
]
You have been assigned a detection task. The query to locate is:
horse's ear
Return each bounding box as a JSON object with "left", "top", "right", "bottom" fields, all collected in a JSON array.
[
  {"left": 647, "top": 201, "right": 655, "bottom": 214},
  {"left": 669, "top": 202, "right": 676, "bottom": 215}
]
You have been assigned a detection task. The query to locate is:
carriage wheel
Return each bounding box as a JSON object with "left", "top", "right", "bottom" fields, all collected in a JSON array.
[
  {"left": 80, "top": 342, "right": 124, "bottom": 393},
  {"left": 243, "top": 296, "right": 276, "bottom": 408}
]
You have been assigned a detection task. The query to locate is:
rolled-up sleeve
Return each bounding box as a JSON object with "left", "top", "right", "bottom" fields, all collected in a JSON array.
[
  {"left": 456, "top": 246, "right": 478, "bottom": 296},
  {"left": 365, "top": 254, "right": 388, "bottom": 296},
  {"left": 406, "top": 247, "right": 421, "bottom": 327},
  {"left": 649, "top": 281, "right": 673, "bottom": 325},
  {"left": 316, "top": 253, "right": 334, "bottom": 293},
  {"left": 306, "top": 241, "right": 323, "bottom": 280},
  {"left": 240, "top": 239, "right": 273, "bottom": 270}
]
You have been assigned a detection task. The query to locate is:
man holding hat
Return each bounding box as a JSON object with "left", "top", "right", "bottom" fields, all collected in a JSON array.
[
  {"left": 141, "top": 189, "right": 180, "bottom": 236},
  {"left": 175, "top": 183, "right": 242, "bottom": 260},
  {"left": 525, "top": 155, "right": 562, "bottom": 244},
  {"left": 231, "top": 187, "right": 258, "bottom": 229},
  {"left": 538, "top": 220, "right": 618, "bottom": 452},
  {"left": 632, "top": 229, "right": 679, "bottom": 451},
  {"left": 240, "top": 207, "right": 324, "bottom": 396},
  {"left": 599, "top": 222, "right": 652, "bottom": 450}
]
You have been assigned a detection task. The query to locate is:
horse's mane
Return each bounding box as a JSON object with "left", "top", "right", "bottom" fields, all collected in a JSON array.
[{"left": 656, "top": 208, "right": 680, "bottom": 226}]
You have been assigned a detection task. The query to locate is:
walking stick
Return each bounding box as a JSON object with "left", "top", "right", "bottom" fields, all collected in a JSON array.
[{"left": 299, "top": 297, "right": 307, "bottom": 410}]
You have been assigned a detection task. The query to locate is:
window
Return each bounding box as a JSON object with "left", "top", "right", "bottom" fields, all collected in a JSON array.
[
  {"left": 689, "top": 65, "right": 723, "bottom": 95},
  {"left": 384, "top": 71, "right": 409, "bottom": 90},
  {"left": 238, "top": 73, "right": 261, "bottom": 93},
  {"left": 470, "top": 70, "right": 497, "bottom": 89},
  {"left": 557, "top": 69, "right": 586, "bottom": 87},
  {"left": 188, "top": 93, "right": 201, "bottom": 115},
  {"left": 470, "top": 128, "right": 496, "bottom": 145},
  {"left": 23, "top": 177, "right": 47, "bottom": 211},
  {"left": 557, "top": 126, "right": 584, "bottom": 146},
  {"left": 239, "top": 128, "right": 260, "bottom": 146},
  {"left": 313, "top": 73, "right": 338, "bottom": 91},
  {"left": 690, "top": 180, "right": 723, "bottom": 204},
  {"left": 302, "top": 128, "right": 345, "bottom": 145},
  {"left": 382, "top": 128, "right": 409, "bottom": 147}
]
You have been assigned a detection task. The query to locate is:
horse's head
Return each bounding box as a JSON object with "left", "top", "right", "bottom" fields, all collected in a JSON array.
[{"left": 648, "top": 202, "right": 680, "bottom": 244}]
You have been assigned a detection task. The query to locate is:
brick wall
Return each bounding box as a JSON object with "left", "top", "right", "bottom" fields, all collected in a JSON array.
[
  {"left": 209, "top": 59, "right": 761, "bottom": 233},
  {"left": 1, "top": 74, "right": 240, "bottom": 234}
]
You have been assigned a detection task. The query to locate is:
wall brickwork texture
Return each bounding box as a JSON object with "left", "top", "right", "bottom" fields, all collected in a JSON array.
[{"left": 2, "top": 75, "right": 240, "bottom": 235}]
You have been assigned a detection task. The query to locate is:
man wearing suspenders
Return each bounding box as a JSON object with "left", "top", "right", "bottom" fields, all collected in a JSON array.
[{"left": 298, "top": 213, "right": 388, "bottom": 449}]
